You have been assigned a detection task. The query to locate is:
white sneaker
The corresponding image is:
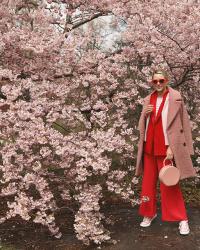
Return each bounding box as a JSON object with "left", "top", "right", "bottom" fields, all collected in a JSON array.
[
  {"left": 140, "top": 214, "right": 157, "bottom": 227},
  {"left": 179, "top": 220, "right": 190, "bottom": 235}
]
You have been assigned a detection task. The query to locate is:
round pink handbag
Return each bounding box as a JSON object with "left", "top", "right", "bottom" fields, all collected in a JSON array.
[{"left": 159, "top": 157, "right": 180, "bottom": 186}]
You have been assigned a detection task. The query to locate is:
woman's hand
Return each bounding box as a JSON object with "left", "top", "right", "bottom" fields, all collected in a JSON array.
[
  {"left": 144, "top": 104, "right": 154, "bottom": 117},
  {"left": 166, "top": 146, "right": 174, "bottom": 160}
]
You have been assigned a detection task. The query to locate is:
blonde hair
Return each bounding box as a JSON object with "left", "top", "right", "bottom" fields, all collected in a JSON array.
[{"left": 151, "top": 69, "right": 170, "bottom": 80}]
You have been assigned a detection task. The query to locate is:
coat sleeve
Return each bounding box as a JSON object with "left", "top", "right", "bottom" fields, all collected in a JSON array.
[
  {"left": 181, "top": 101, "right": 194, "bottom": 155},
  {"left": 138, "top": 106, "right": 145, "bottom": 130}
]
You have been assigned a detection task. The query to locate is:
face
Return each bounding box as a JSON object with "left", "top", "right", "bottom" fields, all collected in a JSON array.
[{"left": 151, "top": 73, "right": 169, "bottom": 94}]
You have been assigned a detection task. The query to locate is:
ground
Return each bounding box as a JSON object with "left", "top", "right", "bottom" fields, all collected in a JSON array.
[{"left": 0, "top": 202, "right": 199, "bottom": 250}]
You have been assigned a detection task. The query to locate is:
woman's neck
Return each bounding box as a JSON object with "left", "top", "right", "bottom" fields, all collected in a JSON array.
[{"left": 157, "top": 86, "right": 168, "bottom": 96}]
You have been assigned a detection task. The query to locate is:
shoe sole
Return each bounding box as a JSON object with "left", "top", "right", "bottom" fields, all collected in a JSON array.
[{"left": 179, "top": 231, "right": 190, "bottom": 235}]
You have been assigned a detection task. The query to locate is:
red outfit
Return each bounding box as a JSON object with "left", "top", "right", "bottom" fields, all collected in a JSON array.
[
  {"left": 144, "top": 88, "right": 169, "bottom": 155},
  {"left": 139, "top": 88, "right": 188, "bottom": 221}
]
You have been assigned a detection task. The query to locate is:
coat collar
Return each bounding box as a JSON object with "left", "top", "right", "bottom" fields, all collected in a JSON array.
[{"left": 142, "top": 86, "right": 182, "bottom": 130}]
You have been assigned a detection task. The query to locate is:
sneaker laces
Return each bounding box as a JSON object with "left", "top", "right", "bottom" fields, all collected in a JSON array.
[
  {"left": 179, "top": 220, "right": 189, "bottom": 229},
  {"left": 143, "top": 217, "right": 152, "bottom": 223}
]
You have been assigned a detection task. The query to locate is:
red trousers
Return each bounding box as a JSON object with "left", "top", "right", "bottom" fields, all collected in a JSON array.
[{"left": 139, "top": 152, "right": 188, "bottom": 221}]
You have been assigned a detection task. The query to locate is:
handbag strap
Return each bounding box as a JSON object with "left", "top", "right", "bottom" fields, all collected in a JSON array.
[{"left": 163, "top": 156, "right": 173, "bottom": 167}]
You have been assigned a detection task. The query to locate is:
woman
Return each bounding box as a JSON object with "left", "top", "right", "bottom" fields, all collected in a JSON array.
[{"left": 135, "top": 69, "right": 197, "bottom": 235}]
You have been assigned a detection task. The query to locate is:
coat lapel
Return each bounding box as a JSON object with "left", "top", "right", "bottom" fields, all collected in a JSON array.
[{"left": 166, "top": 86, "right": 182, "bottom": 130}]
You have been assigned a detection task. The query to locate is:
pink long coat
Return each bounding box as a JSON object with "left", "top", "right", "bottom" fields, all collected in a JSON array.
[{"left": 135, "top": 86, "right": 197, "bottom": 180}]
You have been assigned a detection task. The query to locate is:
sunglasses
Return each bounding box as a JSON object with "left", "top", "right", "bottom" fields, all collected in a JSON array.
[{"left": 151, "top": 78, "right": 166, "bottom": 84}]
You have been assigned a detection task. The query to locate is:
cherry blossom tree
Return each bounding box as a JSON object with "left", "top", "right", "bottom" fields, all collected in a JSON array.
[{"left": 0, "top": 0, "right": 199, "bottom": 246}]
